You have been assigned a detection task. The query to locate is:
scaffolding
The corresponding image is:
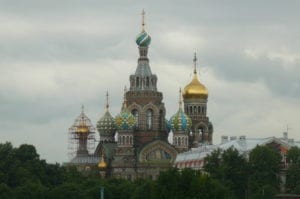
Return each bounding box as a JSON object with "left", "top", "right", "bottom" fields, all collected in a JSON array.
[{"left": 68, "top": 108, "right": 96, "bottom": 160}]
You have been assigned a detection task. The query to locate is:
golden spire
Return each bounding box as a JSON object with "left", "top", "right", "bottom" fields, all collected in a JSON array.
[
  {"left": 122, "top": 86, "right": 128, "bottom": 109},
  {"left": 105, "top": 91, "right": 109, "bottom": 111},
  {"left": 193, "top": 52, "right": 197, "bottom": 74},
  {"left": 81, "top": 104, "right": 84, "bottom": 114},
  {"left": 182, "top": 53, "right": 208, "bottom": 99},
  {"left": 179, "top": 88, "right": 183, "bottom": 108},
  {"left": 141, "top": 9, "right": 145, "bottom": 31}
]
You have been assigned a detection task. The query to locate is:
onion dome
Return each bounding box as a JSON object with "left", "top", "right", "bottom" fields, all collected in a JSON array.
[
  {"left": 183, "top": 53, "right": 208, "bottom": 99},
  {"left": 69, "top": 105, "right": 95, "bottom": 134},
  {"left": 135, "top": 10, "right": 151, "bottom": 47},
  {"left": 98, "top": 154, "right": 107, "bottom": 169},
  {"left": 169, "top": 89, "right": 192, "bottom": 132},
  {"left": 115, "top": 88, "right": 137, "bottom": 130},
  {"left": 97, "top": 92, "right": 116, "bottom": 135},
  {"left": 136, "top": 31, "right": 151, "bottom": 47}
]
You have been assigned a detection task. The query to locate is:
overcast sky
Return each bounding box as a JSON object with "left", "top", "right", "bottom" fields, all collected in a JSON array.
[{"left": 0, "top": 0, "right": 299, "bottom": 163}]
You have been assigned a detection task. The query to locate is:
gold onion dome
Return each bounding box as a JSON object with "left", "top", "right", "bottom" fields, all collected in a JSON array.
[
  {"left": 70, "top": 105, "right": 95, "bottom": 134},
  {"left": 183, "top": 53, "right": 208, "bottom": 99},
  {"left": 98, "top": 155, "right": 107, "bottom": 169}
]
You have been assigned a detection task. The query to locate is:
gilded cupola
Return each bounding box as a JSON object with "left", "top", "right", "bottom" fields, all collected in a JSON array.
[{"left": 183, "top": 53, "right": 208, "bottom": 100}]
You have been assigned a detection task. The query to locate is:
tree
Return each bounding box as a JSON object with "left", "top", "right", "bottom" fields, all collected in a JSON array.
[
  {"left": 248, "top": 145, "right": 281, "bottom": 199},
  {"left": 287, "top": 146, "right": 300, "bottom": 164},
  {"left": 286, "top": 146, "right": 300, "bottom": 193},
  {"left": 204, "top": 147, "right": 248, "bottom": 199}
]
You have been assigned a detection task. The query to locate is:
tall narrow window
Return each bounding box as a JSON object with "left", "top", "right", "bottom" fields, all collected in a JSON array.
[
  {"left": 136, "top": 77, "right": 139, "bottom": 87},
  {"left": 146, "top": 109, "right": 153, "bottom": 130},
  {"left": 132, "top": 109, "right": 139, "bottom": 127},
  {"left": 159, "top": 110, "right": 163, "bottom": 130}
]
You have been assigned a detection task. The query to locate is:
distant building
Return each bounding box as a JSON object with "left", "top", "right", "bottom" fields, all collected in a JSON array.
[
  {"left": 174, "top": 133, "right": 300, "bottom": 170},
  {"left": 66, "top": 11, "right": 213, "bottom": 180}
]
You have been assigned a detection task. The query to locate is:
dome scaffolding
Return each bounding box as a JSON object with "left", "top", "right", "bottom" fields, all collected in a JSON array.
[{"left": 68, "top": 107, "right": 96, "bottom": 160}]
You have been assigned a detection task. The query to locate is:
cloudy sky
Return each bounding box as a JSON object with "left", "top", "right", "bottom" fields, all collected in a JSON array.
[{"left": 0, "top": 0, "right": 299, "bottom": 163}]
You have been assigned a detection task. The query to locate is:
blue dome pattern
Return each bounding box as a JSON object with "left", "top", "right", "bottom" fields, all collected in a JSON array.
[
  {"left": 136, "top": 31, "right": 151, "bottom": 47},
  {"left": 168, "top": 108, "right": 192, "bottom": 132},
  {"left": 97, "top": 111, "right": 116, "bottom": 135},
  {"left": 115, "top": 109, "right": 137, "bottom": 130}
]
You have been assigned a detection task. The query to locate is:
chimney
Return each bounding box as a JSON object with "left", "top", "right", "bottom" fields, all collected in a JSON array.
[
  {"left": 230, "top": 136, "right": 237, "bottom": 141},
  {"left": 221, "top": 136, "right": 229, "bottom": 144},
  {"left": 238, "top": 135, "right": 246, "bottom": 147},
  {"left": 283, "top": 132, "right": 288, "bottom": 140}
]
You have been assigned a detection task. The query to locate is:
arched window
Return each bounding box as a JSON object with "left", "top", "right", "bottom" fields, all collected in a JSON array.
[
  {"left": 136, "top": 77, "right": 140, "bottom": 87},
  {"left": 130, "top": 136, "right": 133, "bottom": 145},
  {"left": 146, "top": 109, "right": 153, "bottom": 130},
  {"left": 189, "top": 106, "right": 192, "bottom": 114},
  {"left": 159, "top": 110, "right": 163, "bottom": 130},
  {"left": 202, "top": 106, "right": 205, "bottom": 114},
  {"left": 146, "top": 77, "right": 149, "bottom": 87},
  {"left": 198, "top": 106, "right": 201, "bottom": 114},
  {"left": 132, "top": 109, "right": 139, "bottom": 127}
]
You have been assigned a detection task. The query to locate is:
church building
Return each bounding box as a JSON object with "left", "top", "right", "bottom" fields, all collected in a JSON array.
[{"left": 67, "top": 12, "right": 213, "bottom": 179}]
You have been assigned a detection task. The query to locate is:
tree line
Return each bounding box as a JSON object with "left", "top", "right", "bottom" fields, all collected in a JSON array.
[{"left": 0, "top": 142, "right": 300, "bottom": 199}]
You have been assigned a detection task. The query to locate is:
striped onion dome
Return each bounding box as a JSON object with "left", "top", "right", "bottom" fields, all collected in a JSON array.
[{"left": 136, "top": 30, "right": 151, "bottom": 47}]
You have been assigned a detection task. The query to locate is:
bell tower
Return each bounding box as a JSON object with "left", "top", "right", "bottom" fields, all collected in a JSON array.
[
  {"left": 126, "top": 10, "right": 167, "bottom": 146},
  {"left": 183, "top": 53, "right": 213, "bottom": 146}
]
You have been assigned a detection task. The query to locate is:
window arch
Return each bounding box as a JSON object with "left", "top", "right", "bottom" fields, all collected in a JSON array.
[{"left": 146, "top": 109, "right": 153, "bottom": 130}]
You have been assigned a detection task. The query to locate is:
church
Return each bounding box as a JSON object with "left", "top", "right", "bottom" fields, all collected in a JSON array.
[{"left": 67, "top": 12, "right": 213, "bottom": 180}]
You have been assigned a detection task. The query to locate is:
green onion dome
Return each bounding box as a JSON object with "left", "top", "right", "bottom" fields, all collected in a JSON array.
[
  {"left": 168, "top": 108, "right": 192, "bottom": 133},
  {"left": 97, "top": 110, "right": 116, "bottom": 135},
  {"left": 136, "top": 30, "right": 151, "bottom": 47},
  {"left": 115, "top": 108, "right": 137, "bottom": 130}
]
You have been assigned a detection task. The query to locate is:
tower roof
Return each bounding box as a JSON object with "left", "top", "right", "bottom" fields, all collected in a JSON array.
[
  {"left": 183, "top": 53, "right": 208, "bottom": 99},
  {"left": 69, "top": 105, "right": 95, "bottom": 134},
  {"left": 97, "top": 92, "right": 116, "bottom": 135},
  {"left": 135, "top": 10, "right": 151, "bottom": 47},
  {"left": 115, "top": 87, "right": 137, "bottom": 130},
  {"left": 169, "top": 88, "right": 192, "bottom": 132}
]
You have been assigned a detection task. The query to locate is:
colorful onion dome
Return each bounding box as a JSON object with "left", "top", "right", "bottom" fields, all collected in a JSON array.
[
  {"left": 135, "top": 9, "right": 151, "bottom": 47},
  {"left": 97, "top": 111, "right": 116, "bottom": 135},
  {"left": 136, "top": 31, "right": 151, "bottom": 47},
  {"left": 69, "top": 105, "right": 95, "bottom": 134},
  {"left": 97, "top": 92, "right": 116, "bottom": 135},
  {"left": 168, "top": 88, "right": 192, "bottom": 132},
  {"left": 115, "top": 108, "right": 136, "bottom": 130},
  {"left": 115, "top": 87, "right": 137, "bottom": 130},
  {"left": 169, "top": 108, "right": 192, "bottom": 132},
  {"left": 183, "top": 53, "right": 208, "bottom": 99}
]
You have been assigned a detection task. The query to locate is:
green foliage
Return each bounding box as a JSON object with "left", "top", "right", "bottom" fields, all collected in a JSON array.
[
  {"left": 204, "top": 147, "right": 248, "bottom": 199},
  {"left": 287, "top": 146, "right": 300, "bottom": 164},
  {"left": 0, "top": 142, "right": 290, "bottom": 199},
  {"left": 286, "top": 146, "right": 300, "bottom": 193},
  {"left": 248, "top": 145, "right": 281, "bottom": 199}
]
